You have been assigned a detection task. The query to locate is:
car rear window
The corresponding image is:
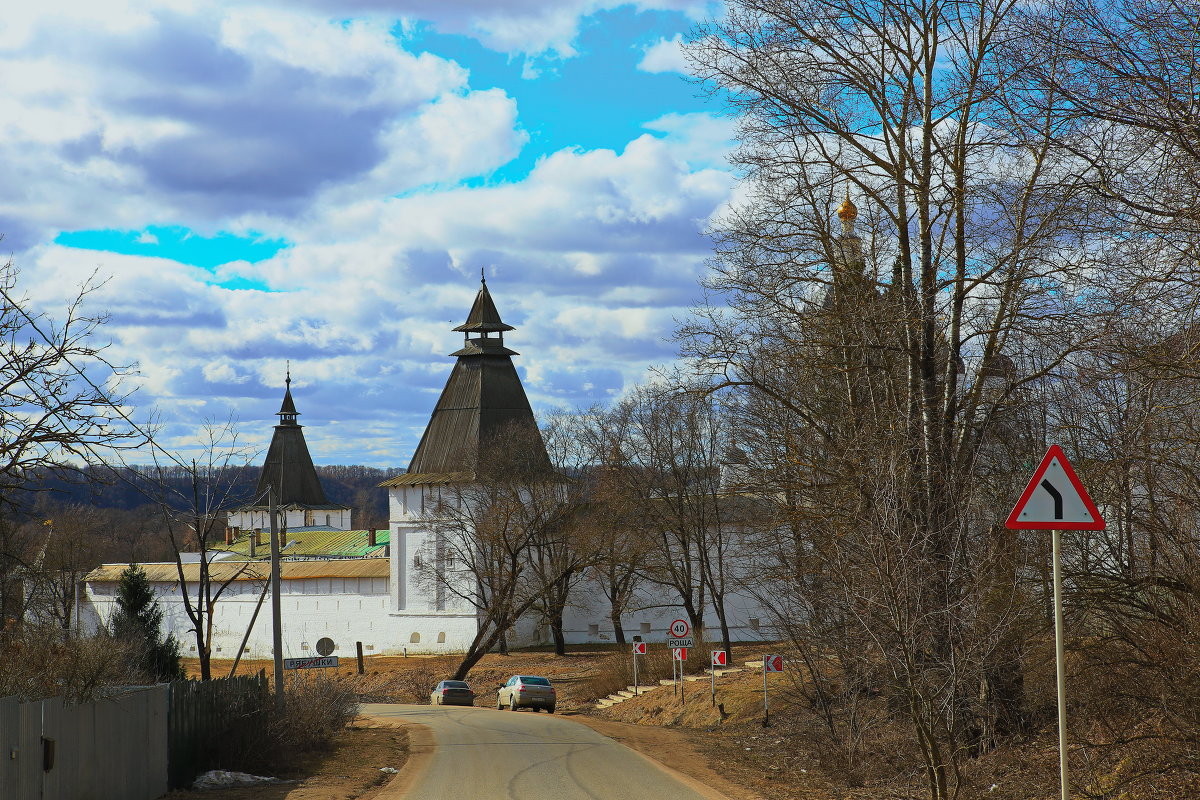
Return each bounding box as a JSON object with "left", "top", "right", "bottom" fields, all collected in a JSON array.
[
  {"left": 444, "top": 681, "right": 469, "bottom": 688},
  {"left": 519, "top": 676, "right": 551, "bottom": 685}
]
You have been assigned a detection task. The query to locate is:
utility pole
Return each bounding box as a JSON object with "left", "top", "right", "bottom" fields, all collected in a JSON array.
[{"left": 269, "top": 486, "right": 284, "bottom": 713}]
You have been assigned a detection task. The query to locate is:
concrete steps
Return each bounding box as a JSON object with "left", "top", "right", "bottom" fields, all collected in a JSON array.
[{"left": 593, "top": 683, "right": 660, "bottom": 710}]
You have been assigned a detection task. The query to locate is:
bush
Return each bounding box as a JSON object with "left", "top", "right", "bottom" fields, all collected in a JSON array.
[
  {"left": 0, "top": 626, "right": 143, "bottom": 702},
  {"left": 271, "top": 672, "right": 359, "bottom": 752}
]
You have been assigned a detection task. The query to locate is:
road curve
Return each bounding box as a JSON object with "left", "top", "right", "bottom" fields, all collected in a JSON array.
[{"left": 360, "top": 703, "right": 724, "bottom": 800}]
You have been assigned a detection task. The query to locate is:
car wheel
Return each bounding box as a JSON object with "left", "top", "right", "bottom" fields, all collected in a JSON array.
[
  {"left": 509, "top": 700, "right": 518, "bottom": 711},
  {"left": 496, "top": 697, "right": 504, "bottom": 710},
  {"left": 548, "top": 707, "right": 555, "bottom": 714}
]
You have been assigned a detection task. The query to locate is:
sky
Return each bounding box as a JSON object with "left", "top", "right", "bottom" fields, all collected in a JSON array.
[{"left": 1, "top": 0, "right": 740, "bottom": 467}]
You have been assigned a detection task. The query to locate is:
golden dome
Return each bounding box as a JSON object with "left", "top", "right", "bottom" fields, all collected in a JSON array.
[{"left": 836, "top": 194, "right": 858, "bottom": 222}]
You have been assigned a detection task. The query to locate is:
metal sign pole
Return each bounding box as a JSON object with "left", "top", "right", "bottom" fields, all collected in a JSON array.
[
  {"left": 711, "top": 655, "right": 716, "bottom": 707},
  {"left": 681, "top": 655, "right": 686, "bottom": 705},
  {"left": 1053, "top": 529, "right": 1069, "bottom": 800},
  {"left": 633, "top": 652, "right": 639, "bottom": 697},
  {"left": 763, "top": 658, "right": 769, "bottom": 727},
  {"left": 672, "top": 653, "right": 677, "bottom": 697},
  {"left": 269, "top": 486, "right": 284, "bottom": 714}
]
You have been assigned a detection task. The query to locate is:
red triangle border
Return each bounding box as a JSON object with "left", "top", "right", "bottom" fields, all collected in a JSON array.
[{"left": 1005, "top": 445, "right": 1106, "bottom": 530}]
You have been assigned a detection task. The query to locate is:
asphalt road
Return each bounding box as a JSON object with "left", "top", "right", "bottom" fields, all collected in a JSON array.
[{"left": 360, "top": 703, "right": 723, "bottom": 800}]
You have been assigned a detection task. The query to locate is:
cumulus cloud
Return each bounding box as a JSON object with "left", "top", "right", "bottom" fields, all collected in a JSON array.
[
  {"left": 3, "top": 0, "right": 738, "bottom": 464},
  {"left": 0, "top": 2, "right": 511, "bottom": 247},
  {"left": 638, "top": 34, "right": 689, "bottom": 74}
]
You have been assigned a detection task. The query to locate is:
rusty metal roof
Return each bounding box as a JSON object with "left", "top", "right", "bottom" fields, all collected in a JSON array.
[
  {"left": 378, "top": 472, "right": 470, "bottom": 487},
  {"left": 214, "top": 529, "right": 389, "bottom": 559},
  {"left": 85, "top": 558, "right": 390, "bottom": 584}
]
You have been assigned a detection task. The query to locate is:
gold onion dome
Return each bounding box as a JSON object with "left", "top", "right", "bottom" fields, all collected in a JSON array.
[{"left": 837, "top": 194, "right": 858, "bottom": 221}]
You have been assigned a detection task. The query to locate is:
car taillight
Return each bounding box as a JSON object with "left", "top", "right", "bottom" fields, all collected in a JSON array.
[
  {"left": 442, "top": 689, "right": 448, "bottom": 694},
  {"left": 549, "top": 688, "right": 556, "bottom": 694},
  {"left": 518, "top": 686, "right": 527, "bottom": 692}
]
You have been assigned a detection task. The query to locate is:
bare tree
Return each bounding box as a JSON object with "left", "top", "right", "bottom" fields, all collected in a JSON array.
[
  {"left": 678, "top": 0, "right": 1156, "bottom": 795},
  {"left": 413, "top": 422, "right": 585, "bottom": 679},
  {"left": 596, "top": 383, "right": 739, "bottom": 656},
  {"left": 123, "top": 420, "right": 259, "bottom": 680},
  {"left": 0, "top": 260, "right": 139, "bottom": 630}
]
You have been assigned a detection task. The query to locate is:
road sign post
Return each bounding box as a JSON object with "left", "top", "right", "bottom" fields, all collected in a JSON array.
[
  {"left": 632, "top": 641, "right": 646, "bottom": 696},
  {"left": 1006, "top": 445, "right": 1105, "bottom": 800},
  {"left": 710, "top": 650, "right": 727, "bottom": 707},
  {"left": 672, "top": 647, "right": 688, "bottom": 704},
  {"left": 762, "top": 654, "right": 783, "bottom": 726}
]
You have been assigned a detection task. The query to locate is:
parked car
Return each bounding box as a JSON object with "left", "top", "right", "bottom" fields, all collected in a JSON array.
[
  {"left": 430, "top": 680, "right": 476, "bottom": 706},
  {"left": 496, "top": 675, "right": 556, "bottom": 713}
]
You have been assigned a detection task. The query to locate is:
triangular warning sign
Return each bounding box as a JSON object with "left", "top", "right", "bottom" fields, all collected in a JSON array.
[{"left": 1005, "top": 445, "right": 1105, "bottom": 530}]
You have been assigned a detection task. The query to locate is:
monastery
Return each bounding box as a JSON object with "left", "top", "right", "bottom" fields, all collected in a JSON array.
[{"left": 80, "top": 278, "right": 767, "bottom": 659}]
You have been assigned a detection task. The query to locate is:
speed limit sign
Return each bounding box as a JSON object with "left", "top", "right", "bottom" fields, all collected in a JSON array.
[{"left": 669, "top": 619, "right": 690, "bottom": 637}]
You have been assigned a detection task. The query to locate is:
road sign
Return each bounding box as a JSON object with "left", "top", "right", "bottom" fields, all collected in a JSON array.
[
  {"left": 632, "top": 642, "right": 647, "bottom": 655},
  {"left": 284, "top": 656, "right": 338, "bottom": 670},
  {"left": 763, "top": 654, "right": 783, "bottom": 672},
  {"left": 1006, "top": 445, "right": 1105, "bottom": 531},
  {"left": 669, "top": 618, "right": 690, "bottom": 637},
  {"left": 667, "top": 636, "right": 695, "bottom": 648},
  {"left": 672, "top": 647, "right": 687, "bottom": 661},
  {"left": 712, "top": 650, "right": 727, "bottom": 667},
  {"left": 316, "top": 637, "right": 335, "bottom": 656}
]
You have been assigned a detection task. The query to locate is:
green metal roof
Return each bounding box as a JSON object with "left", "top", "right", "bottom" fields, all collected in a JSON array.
[{"left": 214, "top": 528, "right": 390, "bottom": 560}]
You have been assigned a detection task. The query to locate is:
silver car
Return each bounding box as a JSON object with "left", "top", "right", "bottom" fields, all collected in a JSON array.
[
  {"left": 430, "top": 679, "right": 476, "bottom": 706},
  {"left": 496, "top": 675, "right": 556, "bottom": 713}
]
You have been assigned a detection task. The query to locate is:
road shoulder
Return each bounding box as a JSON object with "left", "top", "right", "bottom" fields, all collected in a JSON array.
[{"left": 563, "top": 714, "right": 763, "bottom": 800}]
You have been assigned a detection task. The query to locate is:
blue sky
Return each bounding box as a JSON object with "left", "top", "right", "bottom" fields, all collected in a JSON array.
[{"left": 1, "top": 0, "right": 737, "bottom": 466}]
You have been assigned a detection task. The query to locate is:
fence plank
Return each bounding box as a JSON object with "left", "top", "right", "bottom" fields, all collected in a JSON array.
[
  {"left": 0, "top": 697, "right": 19, "bottom": 799},
  {"left": 17, "top": 699, "right": 40, "bottom": 800}
]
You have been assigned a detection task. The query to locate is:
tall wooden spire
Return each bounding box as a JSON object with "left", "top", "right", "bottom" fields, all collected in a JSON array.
[{"left": 401, "top": 276, "right": 546, "bottom": 479}]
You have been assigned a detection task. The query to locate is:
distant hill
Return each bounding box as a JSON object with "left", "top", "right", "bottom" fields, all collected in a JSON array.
[{"left": 20, "top": 464, "right": 405, "bottom": 529}]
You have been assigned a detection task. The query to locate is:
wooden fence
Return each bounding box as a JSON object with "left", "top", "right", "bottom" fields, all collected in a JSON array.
[
  {"left": 166, "top": 672, "right": 270, "bottom": 789},
  {"left": 0, "top": 687, "right": 169, "bottom": 800},
  {"left": 0, "top": 672, "right": 271, "bottom": 798}
]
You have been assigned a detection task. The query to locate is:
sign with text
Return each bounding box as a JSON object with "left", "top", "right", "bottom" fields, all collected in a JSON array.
[
  {"left": 667, "top": 636, "right": 695, "bottom": 648},
  {"left": 284, "top": 656, "right": 338, "bottom": 670},
  {"left": 712, "top": 650, "right": 728, "bottom": 667},
  {"left": 672, "top": 647, "right": 687, "bottom": 661},
  {"left": 632, "top": 642, "right": 647, "bottom": 655},
  {"left": 763, "top": 654, "right": 783, "bottom": 673},
  {"left": 669, "top": 619, "right": 690, "bottom": 637}
]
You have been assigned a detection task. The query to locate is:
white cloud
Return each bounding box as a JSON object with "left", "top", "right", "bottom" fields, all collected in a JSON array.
[
  {"left": 638, "top": 34, "right": 689, "bottom": 74},
  {"left": 2, "top": 0, "right": 738, "bottom": 464}
]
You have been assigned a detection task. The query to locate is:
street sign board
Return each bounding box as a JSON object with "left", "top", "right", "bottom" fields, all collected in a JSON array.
[
  {"left": 672, "top": 647, "right": 687, "bottom": 661},
  {"left": 669, "top": 619, "right": 690, "bottom": 637},
  {"left": 284, "top": 656, "right": 338, "bottom": 670},
  {"left": 667, "top": 636, "right": 695, "bottom": 648},
  {"left": 632, "top": 642, "right": 647, "bottom": 655},
  {"left": 315, "top": 637, "right": 335, "bottom": 656},
  {"left": 1006, "top": 445, "right": 1105, "bottom": 531},
  {"left": 712, "top": 650, "right": 727, "bottom": 667},
  {"left": 763, "top": 654, "right": 783, "bottom": 672}
]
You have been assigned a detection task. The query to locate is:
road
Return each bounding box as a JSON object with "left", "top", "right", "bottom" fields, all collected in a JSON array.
[{"left": 360, "top": 703, "right": 725, "bottom": 800}]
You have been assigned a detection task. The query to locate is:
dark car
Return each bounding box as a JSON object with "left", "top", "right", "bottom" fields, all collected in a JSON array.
[
  {"left": 430, "top": 680, "right": 476, "bottom": 706},
  {"left": 496, "top": 675, "right": 556, "bottom": 713}
]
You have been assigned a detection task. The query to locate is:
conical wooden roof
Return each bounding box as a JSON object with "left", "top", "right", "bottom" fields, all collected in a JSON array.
[
  {"left": 251, "top": 379, "right": 346, "bottom": 509},
  {"left": 452, "top": 276, "right": 515, "bottom": 333},
  {"left": 396, "top": 279, "right": 546, "bottom": 483}
]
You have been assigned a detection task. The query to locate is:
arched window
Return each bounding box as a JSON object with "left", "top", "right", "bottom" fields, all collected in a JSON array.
[
  {"left": 437, "top": 632, "right": 446, "bottom": 643},
  {"left": 410, "top": 632, "right": 421, "bottom": 644}
]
